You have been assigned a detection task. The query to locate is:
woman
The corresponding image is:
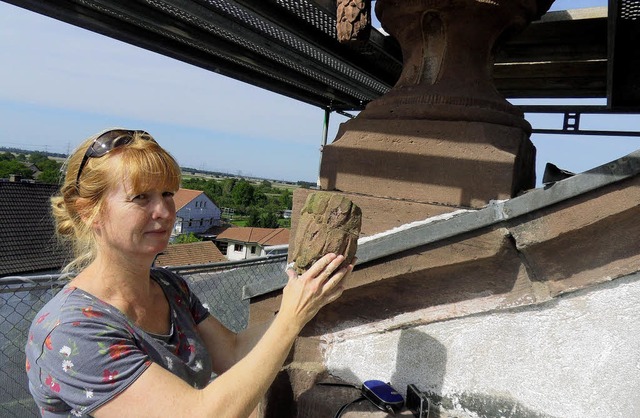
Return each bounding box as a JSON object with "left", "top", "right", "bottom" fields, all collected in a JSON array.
[{"left": 25, "top": 129, "right": 353, "bottom": 417}]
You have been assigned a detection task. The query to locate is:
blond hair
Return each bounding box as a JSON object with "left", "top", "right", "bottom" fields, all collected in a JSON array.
[{"left": 51, "top": 129, "right": 181, "bottom": 273}]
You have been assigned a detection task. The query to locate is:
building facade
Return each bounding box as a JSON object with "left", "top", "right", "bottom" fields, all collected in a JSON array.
[
  {"left": 215, "top": 227, "right": 290, "bottom": 261},
  {"left": 171, "top": 188, "right": 222, "bottom": 240}
]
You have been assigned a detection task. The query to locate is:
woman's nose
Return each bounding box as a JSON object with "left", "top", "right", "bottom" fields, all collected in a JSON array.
[{"left": 151, "top": 196, "right": 173, "bottom": 219}]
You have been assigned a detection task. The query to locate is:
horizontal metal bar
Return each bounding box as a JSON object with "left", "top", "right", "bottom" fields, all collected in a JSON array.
[
  {"left": 532, "top": 128, "right": 640, "bottom": 137},
  {"left": 335, "top": 110, "right": 356, "bottom": 119},
  {"left": 0, "top": 273, "right": 74, "bottom": 285},
  {"left": 518, "top": 105, "right": 640, "bottom": 114},
  {"left": 164, "top": 253, "right": 287, "bottom": 273}
]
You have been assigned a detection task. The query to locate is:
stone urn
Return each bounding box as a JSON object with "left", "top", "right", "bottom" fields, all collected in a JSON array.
[{"left": 319, "top": 0, "right": 555, "bottom": 208}]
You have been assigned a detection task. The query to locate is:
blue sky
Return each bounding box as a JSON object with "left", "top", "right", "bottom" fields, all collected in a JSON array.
[{"left": 1, "top": 0, "right": 637, "bottom": 184}]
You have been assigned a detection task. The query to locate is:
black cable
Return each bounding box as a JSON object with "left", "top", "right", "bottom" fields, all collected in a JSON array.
[
  {"left": 361, "top": 390, "right": 399, "bottom": 415},
  {"left": 334, "top": 395, "right": 366, "bottom": 418},
  {"left": 320, "top": 381, "right": 402, "bottom": 416}
]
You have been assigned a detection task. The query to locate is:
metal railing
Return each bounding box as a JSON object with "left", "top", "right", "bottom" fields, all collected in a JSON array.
[{"left": 0, "top": 254, "right": 288, "bottom": 417}]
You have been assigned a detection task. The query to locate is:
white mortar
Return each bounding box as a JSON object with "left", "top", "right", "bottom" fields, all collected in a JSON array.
[{"left": 325, "top": 273, "right": 640, "bottom": 417}]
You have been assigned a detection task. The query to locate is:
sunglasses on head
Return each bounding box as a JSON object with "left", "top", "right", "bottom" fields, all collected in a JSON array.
[{"left": 75, "top": 129, "right": 153, "bottom": 188}]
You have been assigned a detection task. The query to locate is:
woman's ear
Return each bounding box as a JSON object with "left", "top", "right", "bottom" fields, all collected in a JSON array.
[{"left": 75, "top": 197, "right": 101, "bottom": 229}]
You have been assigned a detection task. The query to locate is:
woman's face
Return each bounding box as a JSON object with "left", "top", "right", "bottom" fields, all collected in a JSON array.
[{"left": 94, "top": 164, "right": 177, "bottom": 260}]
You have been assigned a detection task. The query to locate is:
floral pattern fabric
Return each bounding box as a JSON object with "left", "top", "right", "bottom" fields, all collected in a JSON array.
[{"left": 25, "top": 268, "right": 213, "bottom": 417}]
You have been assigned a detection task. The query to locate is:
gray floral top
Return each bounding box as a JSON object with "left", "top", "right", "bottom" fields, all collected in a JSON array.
[{"left": 25, "top": 268, "right": 213, "bottom": 417}]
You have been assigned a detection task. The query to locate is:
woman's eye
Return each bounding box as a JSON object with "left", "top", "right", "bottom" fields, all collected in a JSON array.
[
  {"left": 132, "top": 194, "right": 146, "bottom": 201},
  {"left": 163, "top": 191, "right": 175, "bottom": 198}
]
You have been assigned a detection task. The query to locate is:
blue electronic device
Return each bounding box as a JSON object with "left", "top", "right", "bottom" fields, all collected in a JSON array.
[{"left": 361, "top": 380, "right": 405, "bottom": 413}]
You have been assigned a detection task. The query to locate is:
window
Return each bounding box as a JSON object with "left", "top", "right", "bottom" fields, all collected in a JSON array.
[
  {"left": 250, "top": 246, "right": 256, "bottom": 254},
  {"left": 235, "top": 244, "right": 244, "bottom": 252}
]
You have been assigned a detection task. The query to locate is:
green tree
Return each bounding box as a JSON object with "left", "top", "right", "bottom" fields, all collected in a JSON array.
[
  {"left": 246, "top": 209, "right": 261, "bottom": 227},
  {"left": 182, "top": 177, "right": 206, "bottom": 190},
  {"left": 33, "top": 158, "right": 63, "bottom": 184},
  {"left": 279, "top": 189, "right": 292, "bottom": 209},
  {"left": 221, "top": 178, "right": 237, "bottom": 196},
  {"left": 203, "top": 180, "right": 222, "bottom": 202},
  {"left": 174, "top": 233, "right": 202, "bottom": 244},
  {"left": 0, "top": 152, "right": 15, "bottom": 161},
  {"left": 253, "top": 192, "right": 268, "bottom": 208},
  {"left": 259, "top": 211, "right": 280, "bottom": 228},
  {"left": 35, "top": 158, "right": 59, "bottom": 171},
  {"left": 256, "top": 180, "right": 272, "bottom": 194},
  {"left": 279, "top": 218, "right": 291, "bottom": 228},
  {"left": 0, "top": 160, "right": 34, "bottom": 179},
  {"left": 38, "top": 167, "right": 63, "bottom": 184},
  {"left": 28, "top": 152, "right": 49, "bottom": 165},
  {"left": 246, "top": 208, "right": 280, "bottom": 228},
  {"left": 232, "top": 180, "right": 255, "bottom": 207}
]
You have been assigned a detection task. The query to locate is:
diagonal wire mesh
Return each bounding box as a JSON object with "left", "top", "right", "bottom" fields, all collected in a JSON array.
[{"left": 0, "top": 254, "right": 287, "bottom": 417}]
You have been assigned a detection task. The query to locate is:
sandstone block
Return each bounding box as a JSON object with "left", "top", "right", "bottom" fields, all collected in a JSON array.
[
  {"left": 319, "top": 118, "right": 535, "bottom": 208},
  {"left": 290, "top": 192, "right": 362, "bottom": 274}
]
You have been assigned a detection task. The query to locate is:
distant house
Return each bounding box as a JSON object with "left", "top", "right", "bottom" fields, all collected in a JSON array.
[
  {"left": 172, "top": 188, "right": 221, "bottom": 240},
  {"left": 154, "top": 241, "right": 226, "bottom": 268},
  {"left": 214, "top": 227, "right": 290, "bottom": 261},
  {"left": 0, "top": 180, "right": 71, "bottom": 276}
]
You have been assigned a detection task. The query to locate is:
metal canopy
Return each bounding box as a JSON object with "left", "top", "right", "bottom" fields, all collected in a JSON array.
[{"left": 2, "top": 0, "right": 640, "bottom": 115}]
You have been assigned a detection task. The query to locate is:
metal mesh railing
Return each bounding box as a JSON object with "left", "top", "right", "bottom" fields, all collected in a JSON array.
[{"left": 0, "top": 254, "right": 287, "bottom": 417}]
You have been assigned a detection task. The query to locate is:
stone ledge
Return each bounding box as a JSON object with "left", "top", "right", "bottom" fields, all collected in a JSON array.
[{"left": 253, "top": 152, "right": 640, "bottom": 334}]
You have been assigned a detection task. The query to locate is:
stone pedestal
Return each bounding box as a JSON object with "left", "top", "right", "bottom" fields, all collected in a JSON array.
[
  {"left": 320, "top": 118, "right": 535, "bottom": 208},
  {"left": 319, "top": 0, "right": 555, "bottom": 208}
]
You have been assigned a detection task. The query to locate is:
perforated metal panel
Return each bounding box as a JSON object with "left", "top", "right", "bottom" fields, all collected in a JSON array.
[
  {"left": 609, "top": 0, "right": 640, "bottom": 107},
  {"left": 2, "top": 0, "right": 638, "bottom": 111},
  {"left": 620, "top": 0, "right": 640, "bottom": 20}
]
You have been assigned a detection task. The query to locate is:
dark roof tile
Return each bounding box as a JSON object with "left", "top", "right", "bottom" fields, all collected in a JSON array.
[{"left": 0, "top": 181, "right": 72, "bottom": 276}]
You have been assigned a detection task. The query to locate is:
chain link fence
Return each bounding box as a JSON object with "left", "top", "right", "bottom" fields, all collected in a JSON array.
[{"left": 0, "top": 254, "right": 288, "bottom": 417}]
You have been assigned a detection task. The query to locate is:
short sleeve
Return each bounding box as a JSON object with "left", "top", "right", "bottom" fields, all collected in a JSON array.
[
  {"left": 27, "top": 274, "right": 214, "bottom": 416},
  {"left": 28, "top": 316, "right": 151, "bottom": 416}
]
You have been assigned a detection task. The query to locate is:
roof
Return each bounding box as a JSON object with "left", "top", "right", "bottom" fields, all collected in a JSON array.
[
  {"left": 173, "top": 188, "right": 205, "bottom": 211},
  {"left": 6, "top": 1, "right": 639, "bottom": 114},
  {"left": 0, "top": 181, "right": 71, "bottom": 276},
  {"left": 216, "top": 227, "right": 290, "bottom": 246},
  {"left": 155, "top": 240, "right": 226, "bottom": 267}
]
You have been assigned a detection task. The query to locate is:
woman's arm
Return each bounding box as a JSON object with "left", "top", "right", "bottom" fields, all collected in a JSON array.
[
  {"left": 197, "top": 314, "right": 275, "bottom": 375},
  {"left": 93, "top": 253, "right": 352, "bottom": 418}
]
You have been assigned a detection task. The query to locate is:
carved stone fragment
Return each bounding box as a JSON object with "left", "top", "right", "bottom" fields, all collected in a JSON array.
[
  {"left": 291, "top": 192, "right": 362, "bottom": 274},
  {"left": 336, "top": 0, "right": 371, "bottom": 44}
]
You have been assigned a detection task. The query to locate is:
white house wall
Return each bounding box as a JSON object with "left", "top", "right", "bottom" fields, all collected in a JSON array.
[
  {"left": 324, "top": 272, "right": 640, "bottom": 418},
  {"left": 226, "top": 242, "right": 262, "bottom": 261},
  {"left": 175, "top": 197, "right": 221, "bottom": 236},
  {"left": 226, "top": 242, "right": 246, "bottom": 261}
]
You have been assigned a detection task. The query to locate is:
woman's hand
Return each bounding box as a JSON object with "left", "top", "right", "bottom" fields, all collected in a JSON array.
[{"left": 279, "top": 253, "right": 354, "bottom": 331}]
